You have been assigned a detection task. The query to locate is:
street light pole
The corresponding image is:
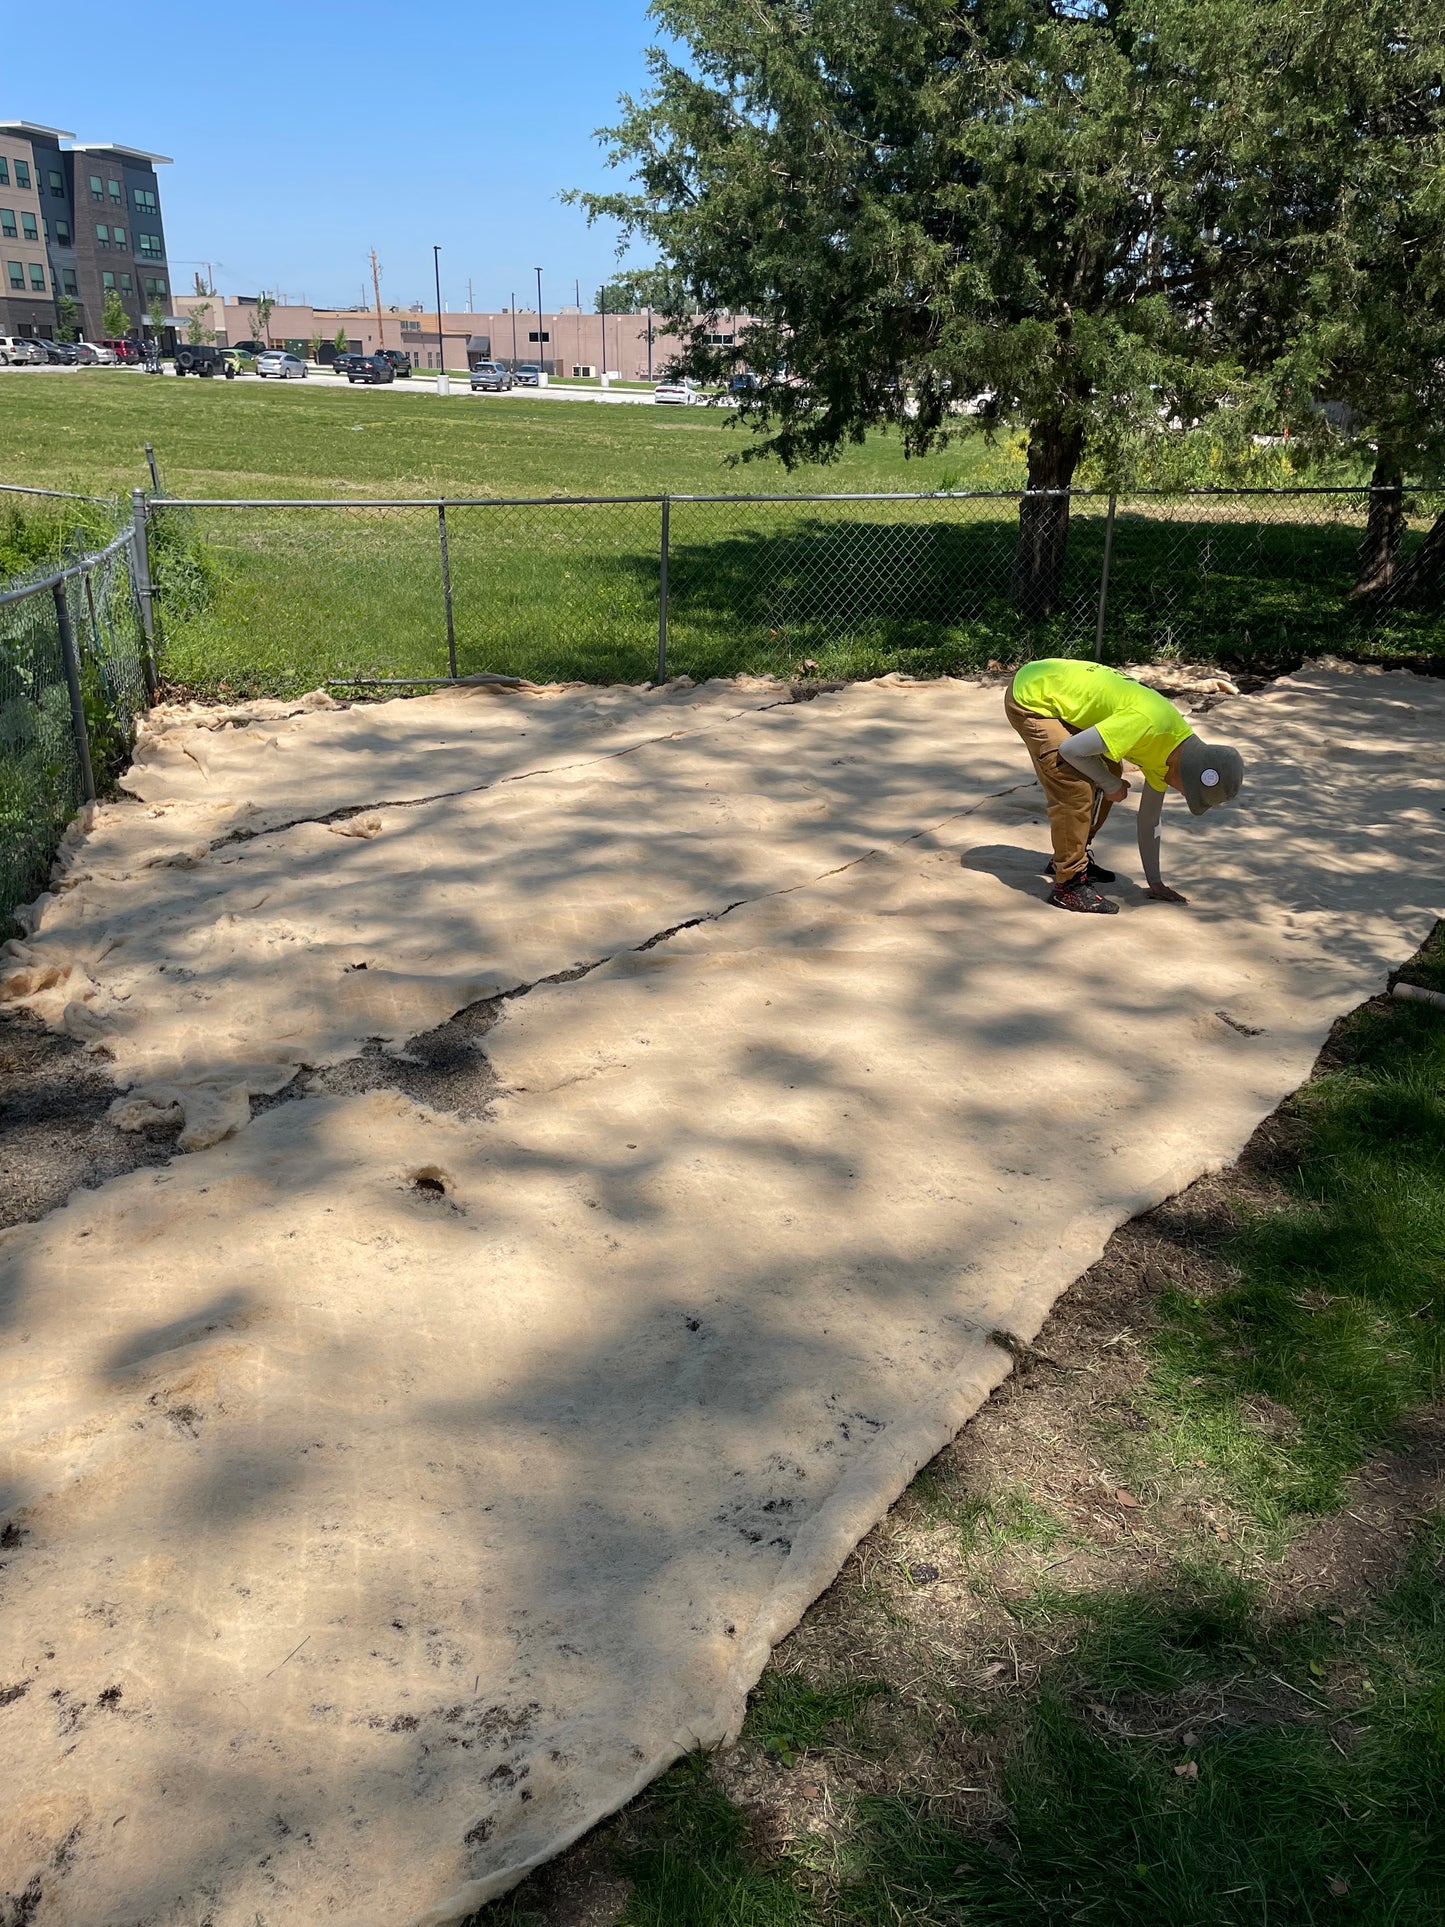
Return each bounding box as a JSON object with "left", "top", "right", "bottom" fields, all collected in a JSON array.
[
  {"left": 433, "top": 244, "right": 448, "bottom": 396},
  {"left": 646, "top": 305, "right": 653, "bottom": 381},
  {"left": 510, "top": 295, "right": 517, "bottom": 369},
  {"left": 534, "top": 266, "right": 544, "bottom": 383}
]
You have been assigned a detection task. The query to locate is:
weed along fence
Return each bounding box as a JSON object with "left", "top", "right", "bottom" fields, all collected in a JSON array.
[
  {"left": 141, "top": 485, "right": 1445, "bottom": 697},
  {"left": 0, "top": 484, "right": 155, "bottom": 932}
]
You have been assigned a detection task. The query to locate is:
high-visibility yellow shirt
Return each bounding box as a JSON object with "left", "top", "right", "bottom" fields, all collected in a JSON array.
[{"left": 1011, "top": 659, "right": 1192, "bottom": 792}]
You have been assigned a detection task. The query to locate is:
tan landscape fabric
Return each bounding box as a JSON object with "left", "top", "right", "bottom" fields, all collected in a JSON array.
[{"left": 1, "top": 663, "right": 1441, "bottom": 1926}]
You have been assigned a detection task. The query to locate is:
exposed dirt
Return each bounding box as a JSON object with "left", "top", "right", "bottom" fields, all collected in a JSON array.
[{"left": 0, "top": 1010, "right": 181, "bottom": 1230}]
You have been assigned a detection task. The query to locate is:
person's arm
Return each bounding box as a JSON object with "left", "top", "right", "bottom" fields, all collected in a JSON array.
[
  {"left": 1136, "top": 784, "right": 1187, "bottom": 902},
  {"left": 1057, "top": 727, "right": 1126, "bottom": 797}
]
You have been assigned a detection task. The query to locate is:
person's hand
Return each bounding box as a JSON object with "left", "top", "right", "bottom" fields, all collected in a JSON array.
[
  {"left": 1105, "top": 781, "right": 1130, "bottom": 804},
  {"left": 1147, "top": 881, "right": 1189, "bottom": 904}
]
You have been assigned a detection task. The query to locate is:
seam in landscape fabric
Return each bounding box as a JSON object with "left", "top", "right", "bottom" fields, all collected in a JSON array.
[{"left": 0, "top": 664, "right": 1441, "bottom": 1927}]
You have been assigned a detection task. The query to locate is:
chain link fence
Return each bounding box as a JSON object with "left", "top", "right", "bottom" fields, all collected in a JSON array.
[
  {"left": 145, "top": 486, "right": 1444, "bottom": 698},
  {"left": 0, "top": 491, "right": 154, "bottom": 934}
]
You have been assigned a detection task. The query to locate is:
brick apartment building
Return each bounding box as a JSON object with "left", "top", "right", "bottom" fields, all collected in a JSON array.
[
  {"left": 173, "top": 292, "right": 749, "bottom": 380},
  {"left": 0, "top": 120, "right": 170, "bottom": 341}
]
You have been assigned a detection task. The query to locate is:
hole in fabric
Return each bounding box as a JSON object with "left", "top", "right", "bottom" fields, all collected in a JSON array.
[{"left": 411, "top": 1169, "right": 448, "bottom": 1198}]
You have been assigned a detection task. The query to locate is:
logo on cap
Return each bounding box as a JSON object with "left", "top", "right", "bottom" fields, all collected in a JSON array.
[{"left": 1201, "top": 769, "right": 1220, "bottom": 787}]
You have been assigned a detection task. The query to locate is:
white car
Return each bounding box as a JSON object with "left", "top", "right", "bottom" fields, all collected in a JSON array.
[
  {"left": 0, "top": 336, "right": 43, "bottom": 365},
  {"left": 78, "top": 340, "right": 117, "bottom": 365},
  {"left": 255, "top": 351, "right": 307, "bottom": 380},
  {"left": 654, "top": 378, "right": 702, "bottom": 406}
]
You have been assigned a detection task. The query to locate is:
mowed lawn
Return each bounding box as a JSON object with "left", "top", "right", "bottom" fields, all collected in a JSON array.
[
  {"left": 1, "top": 371, "right": 1033, "bottom": 692},
  {"left": 2, "top": 373, "right": 1440, "bottom": 694}
]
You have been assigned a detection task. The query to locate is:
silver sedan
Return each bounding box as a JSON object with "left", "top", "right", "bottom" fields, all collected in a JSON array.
[{"left": 255, "top": 351, "right": 308, "bottom": 380}]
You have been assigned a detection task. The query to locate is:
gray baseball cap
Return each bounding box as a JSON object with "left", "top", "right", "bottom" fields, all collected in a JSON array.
[{"left": 1177, "top": 736, "right": 1244, "bottom": 815}]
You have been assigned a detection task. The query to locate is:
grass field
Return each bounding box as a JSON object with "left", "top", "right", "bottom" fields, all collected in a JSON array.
[
  {"left": 480, "top": 931, "right": 1445, "bottom": 1927},
  {"left": 2, "top": 373, "right": 1441, "bottom": 696}
]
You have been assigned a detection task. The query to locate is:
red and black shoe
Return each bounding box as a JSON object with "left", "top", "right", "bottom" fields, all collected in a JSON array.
[{"left": 1048, "top": 874, "right": 1120, "bottom": 914}]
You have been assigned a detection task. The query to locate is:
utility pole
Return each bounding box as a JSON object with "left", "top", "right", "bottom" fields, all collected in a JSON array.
[
  {"left": 646, "top": 305, "right": 653, "bottom": 381},
  {"left": 510, "top": 295, "right": 517, "bottom": 368},
  {"left": 600, "top": 287, "right": 607, "bottom": 382},
  {"left": 467, "top": 276, "right": 474, "bottom": 315},
  {"left": 433, "top": 245, "right": 448, "bottom": 396},
  {"left": 370, "top": 248, "right": 384, "bottom": 353},
  {"left": 534, "top": 266, "right": 544, "bottom": 380}
]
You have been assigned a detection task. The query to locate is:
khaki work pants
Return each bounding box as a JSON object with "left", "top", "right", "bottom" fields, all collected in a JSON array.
[{"left": 1004, "top": 688, "right": 1120, "bottom": 886}]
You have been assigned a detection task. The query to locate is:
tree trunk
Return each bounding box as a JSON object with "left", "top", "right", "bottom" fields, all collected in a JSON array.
[
  {"left": 1350, "top": 455, "right": 1405, "bottom": 602},
  {"left": 1012, "top": 419, "right": 1084, "bottom": 620},
  {"left": 1392, "top": 507, "right": 1445, "bottom": 609}
]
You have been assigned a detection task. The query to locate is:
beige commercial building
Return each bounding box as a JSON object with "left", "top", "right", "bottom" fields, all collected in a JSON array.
[{"left": 173, "top": 292, "right": 750, "bottom": 378}]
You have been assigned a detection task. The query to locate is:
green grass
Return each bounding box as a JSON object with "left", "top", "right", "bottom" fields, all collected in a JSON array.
[
  {"left": 3, "top": 374, "right": 1440, "bottom": 695},
  {"left": 745, "top": 1673, "right": 893, "bottom": 1765},
  {"left": 1144, "top": 934, "right": 1445, "bottom": 1528}
]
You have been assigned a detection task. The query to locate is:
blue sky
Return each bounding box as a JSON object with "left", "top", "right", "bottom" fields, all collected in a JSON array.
[{"left": 9, "top": 0, "right": 661, "bottom": 311}]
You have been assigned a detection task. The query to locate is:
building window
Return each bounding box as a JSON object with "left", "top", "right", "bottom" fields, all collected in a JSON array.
[
  {"left": 62, "top": 268, "right": 77, "bottom": 295},
  {"left": 49, "top": 170, "right": 64, "bottom": 197},
  {"left": 96, "top": 225, "right": 110, "bottom": 249},
  {"left": 102, "top": 270, "right": 115, "bottom": 290},
  {"left": 55, "top": 219, "right": 70, "bottom": 246},
  {"left": 6, "top": 261, "right": 22, "bottom": 291},
  {"left": 29, "top": 263, "right": 45, "bottom": 291},
  {"left": 527, "top": 330, "right": 551, "bottom": 343},
  {"left": 111, "top": 225, "right": 127, "bottom": 250},
  {"left": 89, "top": 174, "right": 103, "bottom": 201},
  {"left": 0, "top": 160, "right": 9, "bottom": 187},
  {"left": 120, "top": 273, "right": 133, "bottom": 294},
  {"left": 0, "top": 210, "right": 13, "bottom": 238},
  {"left": 108, "top": 179, "right": 122, "bottom": 204},
  {"left": 21, "top": 212, "right": 37, "bottom": 241},
  {"left": 133, "top": 186, "right": 157, "bottom": 214},
  {"left": 144, "top": 276, "right": 166, "bottom": 298},
  {"left": 400, "top": 318, "right": 420, "bottom": 332},
  {"left": 138, "top": 232, "right": 163, "bottom": 259},
  {"left": 15, "top": 160, "right": 30, "bottom": 190}
]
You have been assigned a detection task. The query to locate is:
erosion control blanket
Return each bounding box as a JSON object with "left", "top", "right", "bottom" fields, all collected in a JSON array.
[{"left": 1, "top": 664, "right": 1441, "bottom": 1926}]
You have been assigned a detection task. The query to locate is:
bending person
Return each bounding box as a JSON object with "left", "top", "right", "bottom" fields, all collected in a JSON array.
[{"left": 1005, "top": 659, "right": 1244, "bottom": 915}]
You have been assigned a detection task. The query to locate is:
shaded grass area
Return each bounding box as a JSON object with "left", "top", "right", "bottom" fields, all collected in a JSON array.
[{"left": 479, "top": 928, "right": 1445, "bottom": 1927}]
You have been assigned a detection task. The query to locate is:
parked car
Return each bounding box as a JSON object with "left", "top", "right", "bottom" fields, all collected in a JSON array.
[
  {"left": 346, "top": 353, "right": 395, "bottom": 385},
  {"left": 0, "top": 336, "right": 43, "bottom": 364},
  {"left": 377, "top": 349, "right": 412, "bottom": 378},
  {"left": 469, "top": 360, "right": 513, "bottom": 392},
  {"left": 229, "top": 338, "right": 267, "bottom": 357},
  {"left": 218, "top": 347, "right": 255, "bottom": 375},
  {"left": 78, "top": 340, "right": 117, "bottom": 365},
  {"left": 332, "top": 352, "right": 365, "bottom": 378},
  {"left": 729, "top": 371, "right": 760, "bottom": 397},
  {"left": 174, "top": 343, "right": 236, "bottom": 378},
  {"left": 654, "top": 377, "right": 702, "bottom": 406},
  {"left": 32, "top": 339, "right": 70, "bottom": 364},
  {"left": 513, "top": 363, "right": 541, "bottom": 386},
  {"left": 100, "top": 338, "right": 143, "bottom": 364},
  {"left": 71, "top": 342, "right": 98, "bottom": 365},
  {"left": 255, "top": 350, "right": 307, "bottom": 380}
]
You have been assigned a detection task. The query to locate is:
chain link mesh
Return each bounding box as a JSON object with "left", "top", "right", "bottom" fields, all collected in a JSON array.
[
  {"left": 0, "top": 528, "right": 148, "bottom": 934},
  {"left": 148, "top": 488, "right": 1444, "bottom": 696}
]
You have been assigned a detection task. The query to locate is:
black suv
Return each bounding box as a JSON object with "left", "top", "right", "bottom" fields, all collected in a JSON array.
[
  {"left": 377, "top": 349, "right": 412, "bottom": 378},
  {"left": 345, "top": 353, "right": 396, "bottom": 385},
  {"left": 174, "top": 344, "right": 236, "bottom": 378}
]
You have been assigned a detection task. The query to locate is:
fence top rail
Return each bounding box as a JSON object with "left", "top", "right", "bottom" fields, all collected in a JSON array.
[
  {"left": 141, "top": 482, "right": 1427, "bottom": 512},
  {"left": 0, "top": 480, "right": 118, "bottom": 505},
  {"left": 0, "top": 527, "right": 135, "bottom": 610}
]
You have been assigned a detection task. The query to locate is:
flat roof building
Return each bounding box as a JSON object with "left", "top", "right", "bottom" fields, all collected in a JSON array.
[{"left": 0, "top": 120, "right": 171, "bottom": 340}]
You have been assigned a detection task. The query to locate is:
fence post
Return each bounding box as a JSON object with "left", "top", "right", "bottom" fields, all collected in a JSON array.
[
  {"left": 53, "top": 580, "right": 97, "bottom": 806},
  {"left": 437, "top": 502, "right": 457, "bottom": 679},
  {"left": 129, "top": 488, "right": 158, "bottom": 698},
  {"left": 1093, "top": 492, "right": 1118, "bottom": 661},
  {"left": 144, "top": 442, "right": 160, "bottom": 492},
  {"left": 657, "top": 494, "right": 670, "bottom": 683}
]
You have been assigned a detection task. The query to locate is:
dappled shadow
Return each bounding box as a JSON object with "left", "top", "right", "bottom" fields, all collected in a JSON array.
[{"left": 1, "top": 666, "right": 1442, "bottom": 1922}]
